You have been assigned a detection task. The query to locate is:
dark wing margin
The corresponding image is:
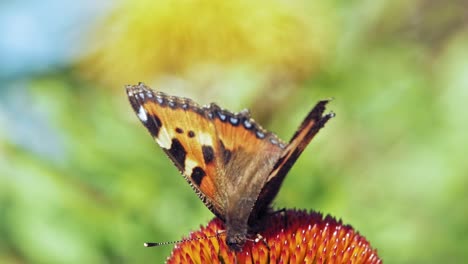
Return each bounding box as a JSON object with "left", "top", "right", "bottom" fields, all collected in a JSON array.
[{"left": 250, "top": 99, "right": 334, "bottom": 220}]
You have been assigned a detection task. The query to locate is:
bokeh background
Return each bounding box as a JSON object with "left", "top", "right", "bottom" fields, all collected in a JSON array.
[{"left": 1, "top": 1, "right": 467, "bottom": 263}]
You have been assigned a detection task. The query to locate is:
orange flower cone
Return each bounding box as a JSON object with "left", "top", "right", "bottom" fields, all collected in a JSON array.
[{"left": 166, "top": 209, "right": 381, "bottom": 264}]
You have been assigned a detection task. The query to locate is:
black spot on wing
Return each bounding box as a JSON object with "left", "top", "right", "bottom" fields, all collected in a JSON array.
[
  {"left": 188, "top": 131, "right": 195, "bottom": 138},
  {"left": 175, "top": 127, "right": 184, "bottom": 134},
  {"left": 167, "top": 138, "right": 187, "bottom": 171},
  {"left": 191, "top": 167, "right": 206, "bottom": 186},
  {"left": 223, "top": 149, "right": 232, "bottom": 164},
  {"left": 127, "top": 86, "right": 162, "bottom": 138},
  {"left": 145, "top": 114, "right": 162, "bottom": 138},
  {"left": 202, "top": 145, "right": 214, "bottom": 164},
  {"left": 219, "top": 140, "right": 232, "bottom": 164}
]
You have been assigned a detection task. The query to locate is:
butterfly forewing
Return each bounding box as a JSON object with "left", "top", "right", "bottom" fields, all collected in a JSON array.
[
  {"left": 127, "top": 83, "right": 289, "bottom": 221},
  {"left": 127, "top": 84, "right": 225, "bottom": 218}
]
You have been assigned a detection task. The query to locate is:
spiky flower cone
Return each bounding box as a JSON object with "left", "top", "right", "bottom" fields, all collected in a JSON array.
[{"left": 166, "top": 209, "right": 381, "bottom": 264}]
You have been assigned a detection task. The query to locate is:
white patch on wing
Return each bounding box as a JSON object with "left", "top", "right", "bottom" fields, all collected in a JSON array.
[
  {"left": 137, "top": 105, "right": 148, "bottom": 122},
  {"left": 198, "top": 132, "right": 213, "bottom": 146},
  {"left": 184, "top": 158, "right": 198, "bottom": 175},
  {"left": 155, "top": 126, "right": 172, "bottom": 149}
]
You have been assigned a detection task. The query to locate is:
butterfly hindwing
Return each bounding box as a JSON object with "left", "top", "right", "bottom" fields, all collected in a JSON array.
[
  {"left": 251, "top": 99, "right": 335, "bottom": 218},
  {"left": 207, "top": 104, "right": 286, "bottom": 226}
]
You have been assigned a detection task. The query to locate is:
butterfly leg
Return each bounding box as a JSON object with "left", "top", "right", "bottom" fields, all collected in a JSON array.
[
  {"left": 246, "top": 233, "right": 270, "bottom": 251},
  {"left": 215, "top": 229, "right": 226, "bottom": 235},
  {"left": 214, "top": 229, "right": 226, "bottom": 248}
]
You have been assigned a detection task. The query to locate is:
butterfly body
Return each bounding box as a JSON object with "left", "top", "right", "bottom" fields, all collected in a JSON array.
[{"left": 127, "top": 83, "right": 334, "bottom": 251}]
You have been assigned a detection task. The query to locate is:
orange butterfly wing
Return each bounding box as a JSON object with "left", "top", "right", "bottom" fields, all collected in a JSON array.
[
  {"left": 127, "top": 83, "right": 289, "bottom": 221},
  {"left": 127, "top": 84, "right": 223, "bottom": 217},
  {"left": 252, "top": 99, "right": 334, "bottom": 219}
]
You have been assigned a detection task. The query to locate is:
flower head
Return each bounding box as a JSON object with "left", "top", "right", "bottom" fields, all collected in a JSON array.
[{"left": 167, "top": 209, "right": 381, "bottom": 264}]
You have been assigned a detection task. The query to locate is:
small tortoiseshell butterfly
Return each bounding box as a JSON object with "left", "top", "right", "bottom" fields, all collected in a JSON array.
[{"left": 126, "top": 82, "right": 334, "bottom": 252}]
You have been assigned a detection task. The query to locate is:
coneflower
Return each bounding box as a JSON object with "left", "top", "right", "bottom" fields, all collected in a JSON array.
[{"left": 166, "top": 209, "right": 381, "bottom": 264}]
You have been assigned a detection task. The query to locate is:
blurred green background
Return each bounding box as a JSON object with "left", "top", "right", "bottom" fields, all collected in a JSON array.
[{"left": 1, "top": 1, "right": 467, "bottom": 263}]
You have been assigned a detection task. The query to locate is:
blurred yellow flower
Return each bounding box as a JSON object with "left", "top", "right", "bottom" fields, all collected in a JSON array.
[{"left": 82, "top": 0, "right": 335, "bottom": 92}]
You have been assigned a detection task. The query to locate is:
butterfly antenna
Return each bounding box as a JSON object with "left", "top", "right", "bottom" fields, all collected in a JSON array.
[{"left": 144, "top": 232, "right": 225, "bottom": 248}]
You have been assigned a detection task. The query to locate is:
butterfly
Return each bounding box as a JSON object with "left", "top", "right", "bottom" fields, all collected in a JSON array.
[{"left": 126, "top": 82, "right": 334, "bottom": 252}]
